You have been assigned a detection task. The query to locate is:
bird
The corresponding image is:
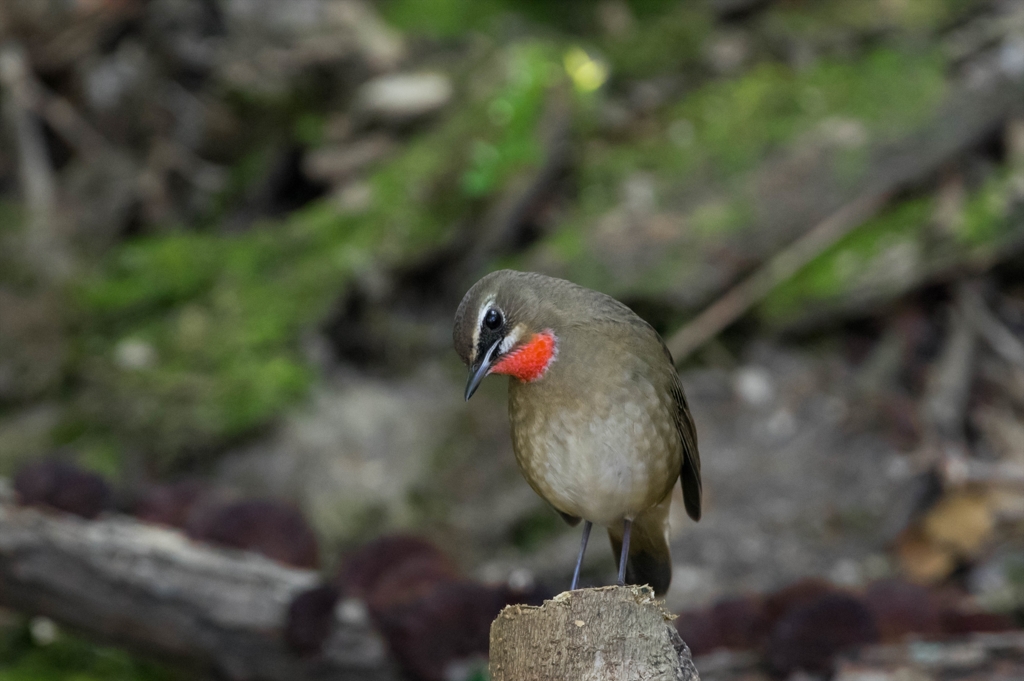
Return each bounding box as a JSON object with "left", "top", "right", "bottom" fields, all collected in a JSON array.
[{"left": 453, "top": 269, "right": 701, "bottom": 596}]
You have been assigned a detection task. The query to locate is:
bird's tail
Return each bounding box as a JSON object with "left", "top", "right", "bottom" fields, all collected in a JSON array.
[{"left": 607, "top": 494, "right": 673, "bottom": 597}]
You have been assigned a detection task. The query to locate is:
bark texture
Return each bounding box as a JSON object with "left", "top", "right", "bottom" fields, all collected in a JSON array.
[
  {"left": 0, "top": 503, "right": 401, "bottom": 681},
  {"left": 489, "top": 585, "right": 699, "bottom": 681}
]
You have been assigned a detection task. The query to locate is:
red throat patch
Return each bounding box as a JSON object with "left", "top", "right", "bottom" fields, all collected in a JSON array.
[{"left": 490, "top": 331, "right": 557, "bottom": 382}]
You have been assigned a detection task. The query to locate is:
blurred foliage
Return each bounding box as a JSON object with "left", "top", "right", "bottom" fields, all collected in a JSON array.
[
  {"left": 461, "top": 45, "right": 553, "bottom": 196},
  {"left": 594, "top": 47, "right": 944, "bottom": 184},
  {"left": 382, "top": 0, "right": 681, "bottom": 37},
  {"left": 510, "top": 506, "right": 564, "bottom": 551},
  {"left": 1, "top": 0, "right": 1021, "bottom": 676},
  {"left": 0, "top": 3, "right": 1021, "bottom": 680},
  {"left": 0, "top": 202, "right": 31, "bottom": 289},
  {"left": 675, "top": 49, "right": 943, "bottom": 174},
  {"left": 382, "top": 0, "right": 711, "bottom": 80},
  {"left": 12, "top": 0, "right": 965, "bottom": 473},
  {"left": 4, "top": 0, "right": 1004, "bottom": 487},
  {"left": 381, "top": 0, "right": 505, "bottom": 37},
  {"left": 598, "top": 4, "right": 711, "bottom": 80},
  {"left": 68, "top": 43, "right": 562, "bottom": 469},
  {"left": 763, "top": 198, "right": 934, "bottom": 321},
  {"left": 521, "top": 46, "right": 946, "bottom": 296},
  {"left": 958, "top": 170, "right": 1022, "bottom": 246},
  {"left": 763, "top": 0, "right": 986, "bottom": 36},
  {"left": 0, "top": 620, "right": 180, "bottom": 681},
  {"left": 761, "top": 170, "right": 1023, "bottom": 322}
]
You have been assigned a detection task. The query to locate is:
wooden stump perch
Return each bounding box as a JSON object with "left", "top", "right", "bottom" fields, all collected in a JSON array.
[{"left": 489, "top": 585, "right": 700, "bottom": 681}]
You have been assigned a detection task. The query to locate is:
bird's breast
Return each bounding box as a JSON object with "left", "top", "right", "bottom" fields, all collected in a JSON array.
[{"left": 508, "top": 368, "right": 680, "bottom": 527}]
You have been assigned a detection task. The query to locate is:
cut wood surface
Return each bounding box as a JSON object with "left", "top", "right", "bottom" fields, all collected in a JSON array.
[
  {"left": 489, "top": 586, "right": 699, "bottom": 681},
  {"left": 0, "top": 502, "right": 401, "bottom": 681}
]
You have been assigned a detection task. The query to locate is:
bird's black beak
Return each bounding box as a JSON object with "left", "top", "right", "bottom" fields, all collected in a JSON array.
[{"left": 465, "top": 340, "right": 501, "bottom": 401}]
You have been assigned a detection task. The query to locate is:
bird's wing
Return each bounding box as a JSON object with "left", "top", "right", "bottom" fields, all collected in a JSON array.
[
  {"left": 669, "top": 376, "right": 702, "bottom": 521},
  {"left": 592, "top": 306, "right": 703, "bottom": 522}
]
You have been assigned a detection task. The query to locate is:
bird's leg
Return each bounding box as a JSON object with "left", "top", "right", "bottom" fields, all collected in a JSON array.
[
  {"left": 570, "top": 521, "right": 592, "bottom": 591},
  {"left": 616, "top": 519, "right": 632, "bottom": 587}
]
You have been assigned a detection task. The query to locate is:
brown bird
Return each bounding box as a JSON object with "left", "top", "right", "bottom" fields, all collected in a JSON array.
[{"left": 453, "top": 270, "right": 701, "bottom": 596}]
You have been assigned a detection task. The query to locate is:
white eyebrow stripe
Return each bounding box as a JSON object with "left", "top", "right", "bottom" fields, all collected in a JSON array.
[
  {"left": 499, "top": 324, "right": 524, "bottom": 354},
  {"left": 470, "top": 294, "right": 496, "bottom": 364}
]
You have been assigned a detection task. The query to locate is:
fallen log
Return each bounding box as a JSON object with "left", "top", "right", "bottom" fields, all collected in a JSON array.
[
  {"left": 489, "top": 586, "right": 699, "bottom": 681},
  {"left": 0, "top": 502, "right": 401, "bottom": 681}
]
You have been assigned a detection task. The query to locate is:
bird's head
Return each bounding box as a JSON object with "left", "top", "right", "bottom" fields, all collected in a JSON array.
[{"left": 453, "top": 270, "right": 561, "bottom": 401}]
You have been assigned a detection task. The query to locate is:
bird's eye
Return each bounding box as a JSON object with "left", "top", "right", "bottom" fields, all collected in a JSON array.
[{"left": 484, "top": 308, "right": 503, "bottom": 330}]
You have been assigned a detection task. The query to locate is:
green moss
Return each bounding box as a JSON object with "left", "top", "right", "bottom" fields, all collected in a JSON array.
[
  {"left": 381, "top": 0, "right": 683, "bottom": 38},
  {"left": 510, "top": 506, "right": 563, "bottom": 551},
  {"left": 520, "top": 46, "right": 945, "bottom": 300},
  {"left": 379, "top": 0, "right": 707, "bottom": 84},
  {"left": 292, "top": 113, "right": 327, "bottom": 147},
  {"left": 72, "top": 217, "right": 345, "bottom": 462},
  {"left": 69, "top": 43, "right": 559, "bottom": 467},
  {"left": 761, "top": 170, "right": 1024, "bottom": 324},
  {"left": 763, "top": 0, "right": 986, "bottom": 37},
  {"left": 957, "top": 171, "right": 1017, "bottom": 246},
  {"left": 599, "top": 5, "right": 712, "bottom": 80},
  {"left": 0, "top": 201, "right": 23, "bottom": 239},
  {"left": 0, "top": 201, "right": 31, "bottom": 287},
  {"left": 666, "top": 48, "right": 944, "bottom": 178},
  {"left": 379, "top": 0, "right": 701, "bottom": 88},
  {"left": 74, "top": 438, "right": 124, "bottom": 481},
  {"left": 833, "top": 144, "right": 873, "bottom": 188},
  {"left": 690, "top": 197, "right": 753, "bottom": 236},
  {"left": 460, "top": 45, "right": 552, "bottom": 196},
  {"left": 0, "top": 622, "right": 181, "bottom": 681},
  {"left": 73, "top": 217, "right": 340, "bottom": 459},
  {"left": 382, "top": 0, "right": 504, "bottom": 37},
  {"left": 571, "top": 47, "right": 943, "bottom": 199},
  {"left": 761, "top": 198, "right": 932, "bottom": 321},
  {"left": 79, "top": 235, "right": 224, "bottom": 317}
]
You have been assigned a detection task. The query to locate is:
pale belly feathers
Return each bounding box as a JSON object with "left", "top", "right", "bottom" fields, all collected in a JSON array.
[{"left": 508, "top": 369, "right": 681, "bottom": 527}]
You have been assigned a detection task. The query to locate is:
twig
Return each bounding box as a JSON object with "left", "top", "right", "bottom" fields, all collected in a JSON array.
[
  {"left": 961, "top": 282, "right": 1024, "bottom": 370},
  {"left": 33, "top": 83, "right": 110, "bottom": 158},
  {"left": 666, "top": 189, "right": 892, "bottom": 362},
  {"left": 919, "top": 284, "right": 978, "bottom": 445},
  {"left": 0, "top": 43, "right": 66, "bottom": 279},
  {"left": 940, "top": 451, "right": 1024, "bottom": 487},
  {"left": 845, "top": 631, "right": 1024, "bottom": 676}
]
